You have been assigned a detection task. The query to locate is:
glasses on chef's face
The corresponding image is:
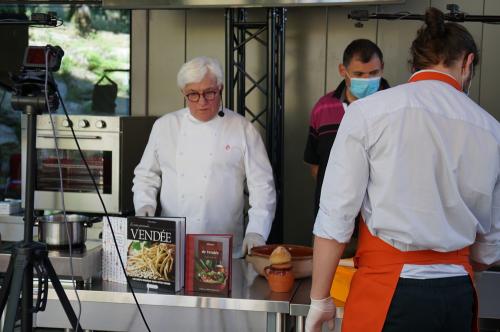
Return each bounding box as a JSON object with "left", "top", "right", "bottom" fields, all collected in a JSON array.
[{"left": 184, "top": 89, "right": 220, "bottom": 103}]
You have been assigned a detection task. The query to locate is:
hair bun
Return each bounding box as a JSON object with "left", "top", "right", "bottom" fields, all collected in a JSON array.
[{"left": 425, "top": 7, "right": 446, "bottom": 38}]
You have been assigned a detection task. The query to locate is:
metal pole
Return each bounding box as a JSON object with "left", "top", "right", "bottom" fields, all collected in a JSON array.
[
  {"left": 296, "top": 316, "right": 305, "bottom": 332},
  {"left": 225, "top": 8, "right": 234, "bottom": 110},
  {"left": 237, "top": 9, "right": 246, "bottom": 116},
  {"left": 276, "top": 8, "right": 285, "bottom": 244},
  {"left": 266, "top": 8, "right": 276, "bottom": 156},
  {"left": 22, "top": 104, "right": 36, "bottom": 331}
]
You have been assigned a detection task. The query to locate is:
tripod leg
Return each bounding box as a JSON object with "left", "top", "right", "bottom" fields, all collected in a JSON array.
[
  {"left": 43, "top": 256, "right": 83, "bottom": 332},
  {"left": 4, "top": 254, "right": 28, "bottom": 331}
]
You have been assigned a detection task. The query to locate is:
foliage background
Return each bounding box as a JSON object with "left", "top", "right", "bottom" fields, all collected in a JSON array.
[{"left": 0, "top": 5, "right": 130, "bottom": 197}]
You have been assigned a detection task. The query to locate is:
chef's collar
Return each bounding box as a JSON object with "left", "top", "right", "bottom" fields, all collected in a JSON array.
[
  {"left": 186, "top": 111, "right": 220, "bottom": 124},
  {"left": 408, "top": 69, "right": 462, "bottom": 91}
]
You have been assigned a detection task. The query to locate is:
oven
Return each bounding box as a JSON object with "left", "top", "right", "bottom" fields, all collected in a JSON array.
[{"left": 21, "top": 115, "right": 156, "bottom": 215}]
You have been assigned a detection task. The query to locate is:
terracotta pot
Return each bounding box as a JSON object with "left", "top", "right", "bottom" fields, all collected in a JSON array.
[
  {"left": 246, "top": 244, "right": 313, "bottom": 278},
  {"left": 264, "top": 264, "right": 294, "bottom": 293}
]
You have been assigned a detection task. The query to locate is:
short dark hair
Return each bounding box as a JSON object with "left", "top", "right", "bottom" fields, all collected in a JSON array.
[
  {"left": 410, "top": 7, "right": 479, "bottom": 71},
  {"left": 342, "top": 39, "right": 384, "bottom": 67}
]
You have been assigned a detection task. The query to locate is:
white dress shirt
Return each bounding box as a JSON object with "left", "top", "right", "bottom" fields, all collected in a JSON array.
[
  {"left": 133, "top": 108, "right": 276, "bottom": 257},
  {"left": 314, "top": 71, "right": 500, "bottom": 276}
]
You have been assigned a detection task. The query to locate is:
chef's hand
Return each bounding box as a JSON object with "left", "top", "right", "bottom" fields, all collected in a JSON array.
[
  {"left": 305, "top": 297, "right": 336, "bottom": 332},
  {"left": 135, "top": 205, "right": 155, "bottom": 217},
  {"left": 242, "top": 232, "right": 265, "bottom": 255}
]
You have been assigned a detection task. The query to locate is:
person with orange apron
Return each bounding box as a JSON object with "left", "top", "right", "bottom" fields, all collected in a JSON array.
[{"left": 305, "top": 7, "right": 500, "bottom": 332}]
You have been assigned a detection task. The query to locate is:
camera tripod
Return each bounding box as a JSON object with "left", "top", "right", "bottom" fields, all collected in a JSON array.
[{"left": 0, "top": 96, "right": 83, "bottom": 331}]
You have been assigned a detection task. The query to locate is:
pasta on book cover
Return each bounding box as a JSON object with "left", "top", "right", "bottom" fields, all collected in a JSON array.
[
  {"left": 126, "top": 216, "right": 186, "bottom": 292},
  {"left": 185, "top": 234, "right": 232, "bottom": 294}
]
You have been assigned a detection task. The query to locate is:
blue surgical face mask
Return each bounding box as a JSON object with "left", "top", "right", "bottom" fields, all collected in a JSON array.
[{"left": 347, "top": 75, "right": 381, "bottom": 99}]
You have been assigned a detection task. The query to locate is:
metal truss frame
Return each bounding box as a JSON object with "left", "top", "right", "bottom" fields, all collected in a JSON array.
[{"left": 225, "top": 8, "right": 286, "bottom": 243}]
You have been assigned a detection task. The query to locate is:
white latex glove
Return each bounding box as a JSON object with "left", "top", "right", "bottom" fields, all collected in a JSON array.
[
  {"left": 135, "top": 205, "right": 155, "bottom": 217},
  {"left": 305, "top": 297, "right": 336, "bottom": 332},
  {"left": 242, "top": 232, "right": 266, "bottom": 255}
]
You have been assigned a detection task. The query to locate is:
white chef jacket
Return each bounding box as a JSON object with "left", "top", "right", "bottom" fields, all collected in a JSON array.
[
  {"left": 314, "top": 70, "right": 500, "bottom": 268},
  {"left": 133, "top": 108, "right": 276, "bottom": 257}
]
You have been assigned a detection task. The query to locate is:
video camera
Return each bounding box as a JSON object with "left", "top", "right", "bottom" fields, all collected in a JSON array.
[
  {"left": 11, "top": 45, "right": 65, "bottom": 113},
  {"left": 22, "top": 45, "right": 64, "bottom": 72}
]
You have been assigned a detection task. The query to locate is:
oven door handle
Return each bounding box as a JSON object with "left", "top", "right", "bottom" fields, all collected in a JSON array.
[{"left": 37, "top": 134, "right": 102, "bottom": 140}]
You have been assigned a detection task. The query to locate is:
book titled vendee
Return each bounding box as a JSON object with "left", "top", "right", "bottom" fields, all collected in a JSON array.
[
  {"left": 126, "top": 216, "right": 186, "bottom": 293},
  {"left": 185, "top": 234, "right": 232, "bottom": 295}
]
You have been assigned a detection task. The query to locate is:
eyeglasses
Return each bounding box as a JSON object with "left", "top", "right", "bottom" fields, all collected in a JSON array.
[{"left": 184, "top": 90, "right": 219, "bottom": 102}]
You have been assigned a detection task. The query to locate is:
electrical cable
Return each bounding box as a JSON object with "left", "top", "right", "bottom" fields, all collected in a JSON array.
[
  {"left": 394, "top": 11, "right": 413, "bottom": 21},
  {"left": 54, "top": 79, "right": 152, "bottom": 332},
  {"left": 0, "top": 90, "right": 7, "bottom": 109},
  {"left": 44, "top": 47, "right": 82, "bottom": 331}
]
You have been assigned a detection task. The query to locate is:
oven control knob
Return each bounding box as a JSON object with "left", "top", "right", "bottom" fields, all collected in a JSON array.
[
  {"left": 95, "top": 120, "right": 107, "bottom": 129},
  {"left": 78, "top": 120, "right": 90, "bottom": 128},
  {"left": 62, "top": 119, "right": 73, "bottom": 128}
]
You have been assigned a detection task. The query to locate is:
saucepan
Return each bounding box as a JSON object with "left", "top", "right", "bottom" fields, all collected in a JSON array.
[{"left": 35, "top": 214, "right": 99, "bottom": 248}]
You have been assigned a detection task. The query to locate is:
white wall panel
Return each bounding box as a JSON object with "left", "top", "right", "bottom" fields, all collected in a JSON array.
[
  {"left": 325, "top": 5, "right": 378, "bottom": 91},
  {"left": 283, "top": 7, "right": 328, "bottom": 246},
  {"left": 148, "top": 10, "right": 186, "bottom": 117},
  {"left": 377, "top": 0, "right": 430, "bottom": 86},
  {"left": 431, "top": 0, "right": 484, "bottom": 102},
  {"left": 480, "top": 0, "right": 500, "bottom": 120},
  {"left": 186, "top": 9, "right": 225, "bottom": 64},
  {"left": 131, "top": 10, "right": 148, "bottom": 116}
]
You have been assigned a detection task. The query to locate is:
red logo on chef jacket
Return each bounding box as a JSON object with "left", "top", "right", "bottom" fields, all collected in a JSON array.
[{"left": 225, "top": 144, "right": 231, "bottom": 151}]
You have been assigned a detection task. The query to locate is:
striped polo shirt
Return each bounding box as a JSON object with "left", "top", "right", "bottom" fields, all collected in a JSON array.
[{"left": 304, "top": 79, "right": 390, "bottom": 215}]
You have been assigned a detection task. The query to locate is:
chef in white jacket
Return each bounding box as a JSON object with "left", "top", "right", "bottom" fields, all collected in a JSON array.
[{"left": 132, "top": 56, "right": 276, "bottom": 258}]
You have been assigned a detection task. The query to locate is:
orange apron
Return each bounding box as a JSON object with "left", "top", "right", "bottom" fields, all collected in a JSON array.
[
  {"left": 341, "top": 70, "right": 477, "bottom": 332},
  {"left": 341, "top": 221, "right": 478, "bottom": 332}
]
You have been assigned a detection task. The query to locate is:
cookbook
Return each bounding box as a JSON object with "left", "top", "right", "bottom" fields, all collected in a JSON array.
[
  {"left": 185, "top": 234, "right": 232, "bottom": 295},
  {"left": 126, "top": 216, "right": 186, "bottom": 293}
]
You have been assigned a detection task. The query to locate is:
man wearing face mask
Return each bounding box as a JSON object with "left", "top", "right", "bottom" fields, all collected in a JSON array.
[
  {"left": 304, "top": 39, "right": 389, "bottom": 252},
  {"left": 306, "top": 7, "right": 500, "bottom": 332},
  {"left": 304, "top": 39, "right": 389, "bottom": 219}
]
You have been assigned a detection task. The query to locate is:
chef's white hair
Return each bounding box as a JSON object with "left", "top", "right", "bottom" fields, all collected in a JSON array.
[{"left": 177, "top": 56, "right": 224, "bottom": 89}]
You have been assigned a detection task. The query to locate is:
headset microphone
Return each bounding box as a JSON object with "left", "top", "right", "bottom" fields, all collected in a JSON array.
[{"left": 218, "top": 89, "right": 225, "bottom": 117}]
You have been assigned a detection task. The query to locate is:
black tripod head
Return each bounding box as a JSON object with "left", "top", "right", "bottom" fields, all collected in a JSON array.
[{"left": 11, "top": 45, "right": 64, "bottom": 114}]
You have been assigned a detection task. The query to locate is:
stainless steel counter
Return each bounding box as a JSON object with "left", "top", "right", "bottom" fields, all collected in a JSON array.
[
  {"left": 34, "top": 258, "right": 299, "bottom": 332},
  {"left": 290, "top": 278, "right": 344, "bottom": 332},
  {"left": 0, "top": 214, "right": 25, "bottom": 242},
  {"left": 0, "top": 240, "right": 102, "bottom": 283},
  {"left": 476, "top": 269, "right": 500, "bottom": 320}
]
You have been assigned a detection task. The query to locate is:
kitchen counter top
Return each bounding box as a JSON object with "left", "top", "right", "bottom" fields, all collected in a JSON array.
[
  {"left": 46, "top": 259, "right": 298, "bottom": 312},
  {"left": 476, "top": 270, "right": 500, "bottom": 320},
  {"left": 0, "top": 240, "right": 102, "bottom": 282},
  {"left": 34, "top": 258, "right": 299, "bottom": 332},
  {"left": 0, "top": 214, "right": 25, "bottom": 242},
  {"left": 0, "top": 214, "right": 24, "bottom": 223}
]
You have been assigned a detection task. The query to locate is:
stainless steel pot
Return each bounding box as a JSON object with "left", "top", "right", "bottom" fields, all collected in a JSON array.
[{"left": 35, "top": 214, "right": 95, "bottom": 248}]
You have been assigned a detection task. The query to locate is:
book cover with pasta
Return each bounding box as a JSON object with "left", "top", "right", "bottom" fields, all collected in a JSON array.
[
  {"left": 185, "top": 234, "right": 232, "bottom": 295},
  {"left": 126, "top": 216, "right": 186, "bottom": 293}
]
